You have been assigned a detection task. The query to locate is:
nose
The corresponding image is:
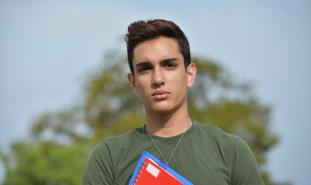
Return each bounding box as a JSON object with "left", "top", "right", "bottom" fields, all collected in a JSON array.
[{"left": 151, "top": 67, "right": 165, "bottom": 89}]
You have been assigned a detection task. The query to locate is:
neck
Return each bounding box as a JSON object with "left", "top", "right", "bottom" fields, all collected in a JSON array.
[{"left": 145, "top": 103, "right": 191, "bottom": 138}]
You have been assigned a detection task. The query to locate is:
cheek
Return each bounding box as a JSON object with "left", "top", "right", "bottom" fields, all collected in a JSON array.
[
  {"left": 135, "top": 80, "right": 150, "bottom": 98},
  {"left": 169, "top": 74, "right": 188, "bottom": 96},
  {"left": 175, "top": 84, "right": 188, "bottom": 98}
]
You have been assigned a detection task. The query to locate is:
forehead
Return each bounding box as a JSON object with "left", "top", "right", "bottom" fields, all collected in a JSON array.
[{"left": 133, "top": 37, "right": 182, "bottom": 64}]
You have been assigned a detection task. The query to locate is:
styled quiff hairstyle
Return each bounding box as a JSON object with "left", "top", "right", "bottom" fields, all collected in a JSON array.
[{"left": 125, "top": 19, "right": 191, "bottom": 74}]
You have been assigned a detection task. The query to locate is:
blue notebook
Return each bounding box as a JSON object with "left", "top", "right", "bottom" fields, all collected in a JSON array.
[{"left": 129, "top": 151, "right": 193, "bottom": 185}]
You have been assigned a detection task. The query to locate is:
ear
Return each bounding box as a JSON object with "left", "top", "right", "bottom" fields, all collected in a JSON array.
[
  {"left": 127, "top": 72, "right": 136, "bottom": 92},
  {"left": 186, "top": 63, "right": 197, "bottom": 88}
]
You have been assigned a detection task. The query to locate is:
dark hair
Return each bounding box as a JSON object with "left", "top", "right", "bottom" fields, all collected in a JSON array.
[{"left": 125, "top": 19, "right": 191, "bottom": 74}]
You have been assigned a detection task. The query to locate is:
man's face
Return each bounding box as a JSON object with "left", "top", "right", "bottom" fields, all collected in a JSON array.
[{"left": 128, "top": 36, "right": 196, "bottom": 114}]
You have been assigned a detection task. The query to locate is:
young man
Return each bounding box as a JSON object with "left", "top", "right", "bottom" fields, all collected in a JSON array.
[{"left": 82, "top": 19, "right": 264, "bottom": 185}]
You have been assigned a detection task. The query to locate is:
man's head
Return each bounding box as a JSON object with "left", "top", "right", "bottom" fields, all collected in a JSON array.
[
  {"left": 125, "top": 19, "right": 196, "bottom": 114},
  {"left": 125, "top": 19, "right": 191, "bottom": 74}
]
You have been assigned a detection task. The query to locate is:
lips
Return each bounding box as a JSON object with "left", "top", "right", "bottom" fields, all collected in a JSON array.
[{"left": 152, "top": 90, "right": 170, "bottom": 100}]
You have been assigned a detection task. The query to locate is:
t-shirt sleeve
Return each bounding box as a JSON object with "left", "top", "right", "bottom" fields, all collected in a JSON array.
[
  {"left": 82, "top": 142, "right": 114, "bottom": 185},
  {"left": 230, "top": 137, "right": 264, "bottom": 185}
]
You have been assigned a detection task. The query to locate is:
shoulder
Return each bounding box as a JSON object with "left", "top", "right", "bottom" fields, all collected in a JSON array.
[
  {"left": 193, "top": 121, "right": 263, "bottom": 183},
  {"left": 193, "top": 121, "right": 244, "bottom": 147},
  {"left": 83, "top": 127, "right": 146, "bottom": 182},
  {"left": 93, "top": 127, "right": 145, "bottom": 155},
  {"left": 105, "top": 128, "right": 142, "bottom": 144},
  {"left": 192, "top": 121, "right": 252, "bottom": 163},
  {"left": 83, "top": 130, "right": 145, "bottom": 185}
]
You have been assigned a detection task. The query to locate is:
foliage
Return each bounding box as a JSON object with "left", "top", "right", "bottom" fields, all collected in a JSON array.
[
  {"left": 1, "top": 141, "right": 92, "bottom": 185},
  {"left": 1, "top": 51, "right": 280, "bottom": 185}
]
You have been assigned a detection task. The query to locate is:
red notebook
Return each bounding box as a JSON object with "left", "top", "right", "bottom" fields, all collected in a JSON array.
[{"left": 129, "top": 151, "right": 193, "bottom": 185}]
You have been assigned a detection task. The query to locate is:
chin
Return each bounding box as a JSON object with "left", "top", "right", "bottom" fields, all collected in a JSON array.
[{"left": 146, "top": 102, "right": 177, "bottom": 114}]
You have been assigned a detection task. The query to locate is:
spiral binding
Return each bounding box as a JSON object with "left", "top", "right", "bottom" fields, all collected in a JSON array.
[{"left": 133, "top": 161, "right": 148, "bottom": 185}]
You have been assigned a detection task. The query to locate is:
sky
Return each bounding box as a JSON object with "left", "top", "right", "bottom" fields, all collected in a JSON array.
[{"left": 0, "top": 0, "right": 310, "bottom": 184}]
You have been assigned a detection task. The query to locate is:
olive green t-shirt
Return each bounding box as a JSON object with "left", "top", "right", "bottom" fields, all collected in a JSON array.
[{"left": 82, "top": 121, "right": 264, "bottom": 185}]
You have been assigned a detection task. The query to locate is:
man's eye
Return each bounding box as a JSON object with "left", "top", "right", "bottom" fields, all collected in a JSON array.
[
  {"left": 138, "top": 65, "right": 152, "bottom": 72},
  {"left": 164, "top": 62, "right": 177, "bottom": 69}
]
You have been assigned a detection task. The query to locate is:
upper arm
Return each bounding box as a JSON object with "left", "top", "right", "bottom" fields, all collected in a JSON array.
[
  {"left": 82, "top": 143, "right": 114, "bottom": 185},
  {"left": 230, "top": 138, "right": 264, "bottom": 185}
]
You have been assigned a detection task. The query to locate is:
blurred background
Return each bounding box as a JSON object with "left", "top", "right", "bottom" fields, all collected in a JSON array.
[{"left": 0, "top": 0, "right": 310, "bottom": 185}]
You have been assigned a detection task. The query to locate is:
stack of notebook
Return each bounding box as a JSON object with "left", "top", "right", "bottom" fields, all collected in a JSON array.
[{"left": 129, "top": 151, "right": 193, "bottom": 185}]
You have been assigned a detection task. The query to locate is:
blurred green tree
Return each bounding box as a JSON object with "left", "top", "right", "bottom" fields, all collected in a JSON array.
[{"left": 1, "top": 51, "right": 282, "bottom": 185}]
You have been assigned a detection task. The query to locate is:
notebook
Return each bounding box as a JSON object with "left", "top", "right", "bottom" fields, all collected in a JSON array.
[{"left": 128, "top": 151, "right": 193, "bottom": 185}]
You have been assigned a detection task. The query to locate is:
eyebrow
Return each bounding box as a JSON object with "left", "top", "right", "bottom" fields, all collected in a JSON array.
[
  {"left": 135, "top": 61, "right": 152, "bottom": 69},
  {"left": 135, "top": 58, "right": 179, "bottom": 68},
  {"left": 160, "top": 58, "right": 178, "bottom": 64}
]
